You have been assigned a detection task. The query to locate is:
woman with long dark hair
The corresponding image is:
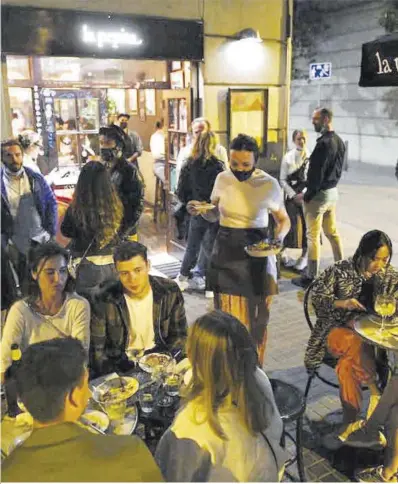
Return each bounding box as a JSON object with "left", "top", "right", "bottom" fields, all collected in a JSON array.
[
  {"left": 61, "top": 161, "right": 123, "bottom": 295},
  {"left": 156, "top": 310, "right": 285, "bottom": 482},
  {"left": 174, "top": 131, "right": 224, "bottom": 292},
  {"left": 305, "top": 230, "right": 398, "bottom": 438},
  {"left": 0, "top": 242, "right": 90, "bottom": 381}
]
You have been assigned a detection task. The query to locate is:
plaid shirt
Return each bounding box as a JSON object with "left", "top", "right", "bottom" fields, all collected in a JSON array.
[
  {"left": 305, "top": 259, "right": 398, "bottom": 371},
  {"left": 89, "top": 276, "right": 187, "bottom": 378}
]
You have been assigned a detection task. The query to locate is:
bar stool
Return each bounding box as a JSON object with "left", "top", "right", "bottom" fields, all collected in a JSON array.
[
  {"left": 153, "top": 177, "right": 167, "bottom": 223},
  {"left": 270, "top": 378, "right": 307, "bottom": 482}
]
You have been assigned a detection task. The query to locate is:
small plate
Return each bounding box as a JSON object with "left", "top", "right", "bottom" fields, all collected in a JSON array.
[
  {"left": 81, "top": 410, "right": 109, "bottom": 433},
  {"left": 113, "top": 405, "right": 138, "bottom": 435},
  {"left": 139, "top": 353, "right": 174, "bottom": 373}
]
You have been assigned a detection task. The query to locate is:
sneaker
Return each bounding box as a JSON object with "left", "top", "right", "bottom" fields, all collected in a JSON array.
[
  {"left": 356, "top": 466, "right": 397, "bottom": 483},
  {"left": 205, "top": 291, "right": 214, "bottom": 299},
  {"left": 344, "top": 426, "right": 387, "bottom": 450},
  {"left": 295, "top": 255, "right": 308, "bottom": 272},
  {"left": 338, "top": 419, "right": 365, "bottom": 442},
  {"left": 291, "top": 275, "right": 314, "bottom": 289},
  {"left": 174, "top": 274, "right": 189, "bottom": 292},
  {"left": 366, "top": 394, "right": 381, "bottom": 419},
  {"left": 281, "top": 253, "right": 295, "bottom": 267},
  {"left": 188, "top": 276, "right": 206, "bottom": 292}
]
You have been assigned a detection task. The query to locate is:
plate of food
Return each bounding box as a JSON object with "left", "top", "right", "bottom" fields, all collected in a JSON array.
[
  {"left": 93, "top": 375, "right": 140, "bottom": 405},
  {"left": 80, "top": 410, "right": 109, "bottom": 433},
  {"left": 245, "top": 240, "right": 282, "bottom": 258},
  {"left": 139, "top": 353, "right": 174, "bottom": 374},
  {"left": 112, "top": 405, "right": 138, "bottom": 436}
]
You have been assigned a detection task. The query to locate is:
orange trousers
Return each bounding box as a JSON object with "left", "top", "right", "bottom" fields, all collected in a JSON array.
[
  {"left": 214, "top": 294, "right": 271, "bottom": 365},
  {"left": 327, "top": 327, "right": 376, "bottom": 418}
]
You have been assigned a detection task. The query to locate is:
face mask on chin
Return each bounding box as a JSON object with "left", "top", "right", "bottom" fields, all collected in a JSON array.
[{"left": 231, "top": 167, "right": 255, "bottom": 182}]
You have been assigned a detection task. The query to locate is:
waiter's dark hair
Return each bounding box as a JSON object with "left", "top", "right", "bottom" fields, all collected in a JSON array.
[
  {"left": 353, "top": 230, "right": 392, "bottom": 272},
  {"left": 117, "top": 113, "right": 130, "bottom": 120},
  {"left": 16, "top": 338, "right": 87, "bottom": 423},
  {"left": 230, "top": 134, "right": 259, "bottom": 162}
]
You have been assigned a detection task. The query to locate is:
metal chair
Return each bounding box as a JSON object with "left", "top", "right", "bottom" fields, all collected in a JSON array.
[
  {"left": 303, "top": 279, "right": 339, "bottom": 400},
  {"left": 270, "top": 378, "right": 306, "bottom": 482}
]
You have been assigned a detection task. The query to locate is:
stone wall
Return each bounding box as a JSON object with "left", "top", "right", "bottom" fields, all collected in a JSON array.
[{"left": 290, "top": 0, "right": 398, "bottom": 167}]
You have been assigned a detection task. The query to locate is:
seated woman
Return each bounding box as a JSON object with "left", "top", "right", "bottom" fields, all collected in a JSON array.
[
  {"left": 305, "top": 230, "right": 398, "bottom": 432},
  {"left": 155, "top": 310, "right": 286, "bottom": 482},
  {"left": 61, "top": 161, "right": 123, "bottom": 297},
  {"left": 344, "top": 375, "right": 398, "bottom": 483},
  {"left": 1, "top": 242, "right": 90, "bottom": 380}
]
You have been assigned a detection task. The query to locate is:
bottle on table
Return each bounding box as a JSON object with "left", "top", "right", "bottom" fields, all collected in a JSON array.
[{"left": 5, "top": 343, "right": 22, "bottom": 418}]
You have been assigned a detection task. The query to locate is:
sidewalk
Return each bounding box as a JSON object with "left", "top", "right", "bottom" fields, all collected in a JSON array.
[{"left": 139, "top": 163, "right": 395, "bottom": 481}]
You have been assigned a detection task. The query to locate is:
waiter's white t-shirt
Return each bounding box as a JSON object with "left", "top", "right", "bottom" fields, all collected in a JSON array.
[
  {"left": 211, "top": 169, "right": 283, "bottom": 229},
  {"left": 124, "top": 289, "right": 155, "bottom": 351}
]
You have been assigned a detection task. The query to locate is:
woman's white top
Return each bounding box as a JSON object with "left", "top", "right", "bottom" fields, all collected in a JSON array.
[
  {"left": 279, "top": 148, "right": 309, "bottom": 199},
  {"left": 1, "top": 293, "right": 90, "bottom": 373},
  {"left": 211, "top": 169, "right": 283, "bottom": 229}
]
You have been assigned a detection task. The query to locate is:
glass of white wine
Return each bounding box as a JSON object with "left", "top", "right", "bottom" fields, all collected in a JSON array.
[{"left": 374, "top": 295, "right": 396, "bottom": 338}]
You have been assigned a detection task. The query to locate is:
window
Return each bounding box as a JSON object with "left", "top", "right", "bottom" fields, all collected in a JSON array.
[{"left": 6, "top": 56, "right": 31, "bottom": 80}]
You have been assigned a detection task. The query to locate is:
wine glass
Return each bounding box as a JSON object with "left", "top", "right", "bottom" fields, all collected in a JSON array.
[
  {"left": 126, "top": 334, "right": 145, "bottom": 367},
  {"left": 374, "top": 294, "right": 396, "bottom": 338}
]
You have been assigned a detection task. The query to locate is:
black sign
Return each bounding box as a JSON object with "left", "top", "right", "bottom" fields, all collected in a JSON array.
[
  {"left": 1, "top": 6, "right": 204, "bottom": 61},
  {"left": 359, "top": 33, "right": 398, "bottom": 87}
]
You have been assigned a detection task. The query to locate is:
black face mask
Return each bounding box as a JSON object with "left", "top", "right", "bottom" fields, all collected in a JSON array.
[
  {"left": 231, "top": 167, "right": 255, "bottom": 182},
  {"left": 101, "top": 148, "right": 118, "bottom": 162}
]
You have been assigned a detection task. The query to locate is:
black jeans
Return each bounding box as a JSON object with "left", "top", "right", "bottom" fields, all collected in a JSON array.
[{"left": 180, "top": 215, "right": 218, "bottom": 278}]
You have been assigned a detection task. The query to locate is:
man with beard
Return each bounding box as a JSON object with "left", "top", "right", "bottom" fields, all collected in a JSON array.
[
  {"left": 114, "top": 113, "right": 143, "bottom": 167},
  {"left": 292, "top": 107, "right": 345, "bottom": 289},
  {"left": 1, "top": 139, "right": 57, "bottom": 285},
  {"left": 99, "top": 126, "right": 144, "bottom": 241}
]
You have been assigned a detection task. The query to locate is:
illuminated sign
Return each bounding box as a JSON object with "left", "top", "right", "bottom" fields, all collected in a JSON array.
[{"left": 82, "top": 24, "right": 143, "bottom": 49}]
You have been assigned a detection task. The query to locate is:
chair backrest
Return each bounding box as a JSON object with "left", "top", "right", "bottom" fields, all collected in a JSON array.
[{"left": 303, "top": 279, "right": 317, "bottom": 331}]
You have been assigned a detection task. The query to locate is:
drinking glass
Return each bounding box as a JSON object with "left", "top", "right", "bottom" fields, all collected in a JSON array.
[
  {"left": 139, "top": 393, "right": 154, "bottom": 414},
  {"left": 374, "top": 295, "right": 396, "bottom": 338},
  {"left": 164, "top": 373, "right": 181, "bottom": 397},
  {"left": 126, "top": 334, "right": 145, "bottom": 367}
]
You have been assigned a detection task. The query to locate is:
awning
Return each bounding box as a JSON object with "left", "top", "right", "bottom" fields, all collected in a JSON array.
[{"left": 359, "top": 33, "right": 398, "bottom": 87}]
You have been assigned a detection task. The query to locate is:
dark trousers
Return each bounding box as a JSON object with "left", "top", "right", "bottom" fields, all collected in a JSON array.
[{"left": 180, "top": 215, "right": 218, "bottom": 278}]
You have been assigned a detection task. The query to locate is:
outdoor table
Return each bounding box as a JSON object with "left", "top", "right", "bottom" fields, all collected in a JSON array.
[
  {"left": 1, "top": 365, "right": 181, "bottom": 459},
  {"left": 353, "top": 314, "right": 398, "bottom": 375}
]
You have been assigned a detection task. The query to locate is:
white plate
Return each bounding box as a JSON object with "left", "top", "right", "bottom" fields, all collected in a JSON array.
[
  {"left": 139, "top": 353, "right": 174, "bottom": 373},
  {"left": 93, "top": 376, "right": 140, "bottom": 404},
  {"left": 245, "top": 246, "right": 282, "bottom": 258},
  {"left": 112, "top": 405, "right": 138, "bottom": 435},
  {"left": 81, "top": 410, "right": 109, "bottom": 433}
]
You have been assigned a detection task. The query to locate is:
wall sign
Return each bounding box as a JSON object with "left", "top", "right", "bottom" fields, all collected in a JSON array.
[
  {"left": 1, "top": 6, "right": 204, "bottom": 61},
  {"left": 359, "top": 33, "right": 398, "bottom": 87},
  {"left": 82, "top": 24, "right": 143, "bottom": 49},
  {"left": 309, "top": 62, "right": 332, "bottom": 80}
]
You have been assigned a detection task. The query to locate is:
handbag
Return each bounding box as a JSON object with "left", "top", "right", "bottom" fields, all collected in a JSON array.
[{"left": 67, "top": 237, "right": 95, "bottom": 280}]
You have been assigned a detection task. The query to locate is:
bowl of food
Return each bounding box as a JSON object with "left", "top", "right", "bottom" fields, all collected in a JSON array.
[
  {"left": 245, "top": 240, "right": 282, "bottom": 258},
  {"left": 139, "top": 353, "right": 174, "bottom": 374}
]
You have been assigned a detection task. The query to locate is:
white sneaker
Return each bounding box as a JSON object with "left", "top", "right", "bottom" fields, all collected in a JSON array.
[
  {"left": 189, "top": 276, "right": 206, "bottom": 292},
  {"left": 281, "top": 253, "right": 295, "bottom": 267},
  {"left": 295, "top": 255, "right": 308, "bottom": 271},
  {"left": 174, "top": 274, "right": 189, "bottom": 292},
  {"left": 205, "top": 291, "right": 214, "bottom": 298}
]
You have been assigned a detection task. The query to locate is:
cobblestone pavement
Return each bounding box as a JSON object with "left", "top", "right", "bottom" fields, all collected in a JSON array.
[{"left": 140, "top": 164, "right": 397, "bottom": 482}]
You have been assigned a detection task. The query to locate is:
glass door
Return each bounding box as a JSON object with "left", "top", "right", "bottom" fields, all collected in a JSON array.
[
  {"left": 162, "top": 89, "right": 193, "bottom": 260},
  {"left": 52, "top": 89, "right": 103, "bottom": 167}
]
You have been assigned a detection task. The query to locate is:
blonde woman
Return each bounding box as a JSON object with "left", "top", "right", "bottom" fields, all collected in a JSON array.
[
  {"left": 155, "top": 310, "right": 286, "bottom": 482},
  {"left": 61, "top": 161, "right": 123, "bottom": 296},
  {"left": 174, "top": 131, "right": 225, "bottom": 292},
  {"left": 279, "top": 129, "right": 309, "bottom": 271}
]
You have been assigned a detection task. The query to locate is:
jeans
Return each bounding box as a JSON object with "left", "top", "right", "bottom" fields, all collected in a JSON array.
[
  {"left": 303, "top": 188, "right": 343, "bottom": 278},
  {"left": 180, "top": 215, "right": 218, "bottom": 278}
]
